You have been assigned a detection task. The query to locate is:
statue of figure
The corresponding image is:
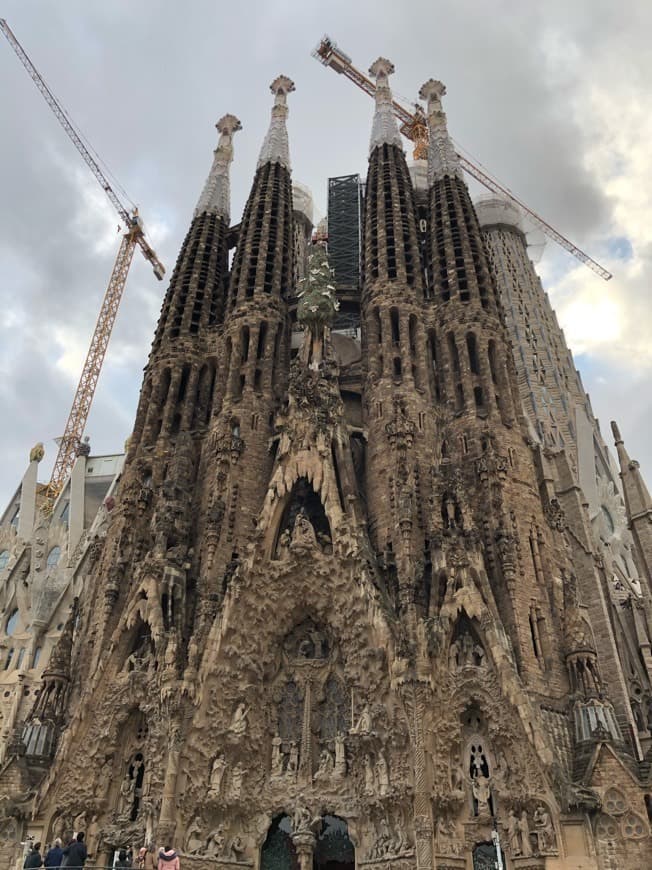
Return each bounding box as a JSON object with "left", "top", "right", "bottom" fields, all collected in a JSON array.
[
  {"left": 186, "top": 816, "right": 204, "bottom": 855},
  {"left": 351, "top": 703, "right": 372, "bottom": 734},
  {"left": 73, "top": 810, "right": 87, "bottom": 834},
  {"left": 206, "top": 827, "right": 226, "bottom": 858},
  {"left": 50, "top": 816, "right": 64, "bottom": 843},
  {"left": 119, "top": 771, "right": 135, "bottom": 814},
  {"left": 334, "top": 733, "right": 346, "bottom": 772},
  {"left": 271, "top": 734, "right": 284, "bottom": 777},
  {"left": 208, "top": 754, "right": 227, "bottom": 796},
  {"left": 534, "top": 805, "right": 555, "bottom": 852},
  {"left": 291, "top": 512, "right": 317, "bottom": 549},
  {"left": 364, "top": 754, "right": 375, "bottom": 795},
  {"left": 293, "top": 802, "right": 313, "bottom": 834},
  {"left": 376, "top": 752, "right": 390, "bottom": 795},
  {"left": 473, "top": 643, "right": 485, "bottom": 667},
  {"left": 472, "top": 774, "right": 491, "bottom": 817},
  {"left": 460, "top": 632, "right": 474, "bottom": 666},
  {"left": 287, "top": 742, "right": 299, "bottom": 776},
  {"left": 229, "top": 702, "right": 249, "bottom": 737},
  {"left": 518, "top": 810, "right": 533, "bottom": 857},
  {"left": 448, "top": 640, "right": 459, "bottom": 671},
  {"left": 444, "top": 496, "right": 457, "bottom": 529},
  {"left": 506, "top": 809, "right": 521, "bottom": 856},
  {"left": 230, "top": 762, "right": 244, "bottom": 799},
  {"left": 314, "top": 748, "right": 334, "bottom": 781},
  {"left": 450, "top": 758, "right": 465, "bottom": 794}
]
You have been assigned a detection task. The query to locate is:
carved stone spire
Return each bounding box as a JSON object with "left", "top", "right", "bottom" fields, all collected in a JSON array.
[
  {"left": 194, "top": 114, "right": 242, "bottom": 220},
  {"left": 368, "top": 57, "right": 403, "bottom": 154},
  {"left": 257, "top": 75, "right": 295, "bottom": 170},
  {"left": 611, "top": 421, "right": 652, "bottom": 581},
  {"left": 419, "top": 78, "right": 463, "bottom": 183}
]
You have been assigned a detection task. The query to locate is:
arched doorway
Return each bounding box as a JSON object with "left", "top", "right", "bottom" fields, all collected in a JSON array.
[
  {"left": 314, "top": 816, "right": 354, "bottom": 870},
  {"left": 261, "top": 815, "right": 299, "bottom": 870}
]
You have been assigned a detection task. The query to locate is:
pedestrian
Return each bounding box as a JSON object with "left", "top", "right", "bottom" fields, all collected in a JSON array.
[
  {"left": 62, "top": 831, "right": 87, "bottom": 869},
  {"left": 157, "top": 846, "right": 180, "bottom": 870},
  {"left": 44, "top": 839, "right": 64, "bottom": 869},
  {"left": 143, "top": 844, "right": 157, "bottom": 870},
  {"left": 24, "top": 841, "right": 43, "bottom": 868},
  {"left": 115, "top": 849, "right": 132, "bottom": 869}
]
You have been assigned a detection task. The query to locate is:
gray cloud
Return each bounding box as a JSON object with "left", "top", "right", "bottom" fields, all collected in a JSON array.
[{"left": 1, "top": 0, "right": 650, "bottom": 505}]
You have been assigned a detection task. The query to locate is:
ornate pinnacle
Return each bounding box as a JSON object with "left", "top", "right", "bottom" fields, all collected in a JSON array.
[
  {"left": 216, "top": 113, "right": 243, "bottom": 140},
  {"left": 419, "top": 77, "right": 462, "bottom": 183},
  {"left": 419, "top": 79, "right": 447, "bottom": 113},
  {"left": 368, "top": 57, "right": 402, "bottom": 154},
  {"left": 369, "top": 57, "right": 395, "bottom": 84},
  {"left": 270, "top": 75, "right": 296, "bottom": 105},
  {"left": 258, "top": 75, "right": 295, "bottom": 170},
  {"left": 194, "top": 113, "right": 242, "bottom": 220}
]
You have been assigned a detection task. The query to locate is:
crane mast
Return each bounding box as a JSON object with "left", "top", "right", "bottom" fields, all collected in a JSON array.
[
  {"left": 313, "top": 34, "right": 612, "bottom": 282},
  {"left": 1, "top": 18, "right": 166, "bottom": 509}
]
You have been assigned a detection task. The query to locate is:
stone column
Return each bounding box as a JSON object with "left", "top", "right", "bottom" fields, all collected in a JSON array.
[{"left": 292, "top": 831, "right": 316, "bottom": 870}]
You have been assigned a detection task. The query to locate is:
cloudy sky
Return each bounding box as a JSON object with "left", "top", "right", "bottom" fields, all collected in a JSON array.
[{"left": 0, "top": 0, "right": 650, "bottom": 508}]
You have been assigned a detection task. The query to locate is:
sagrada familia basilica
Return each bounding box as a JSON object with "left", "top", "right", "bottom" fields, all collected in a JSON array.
[{"left": 0, "top": 57, "right": 651, "bottom": 870}]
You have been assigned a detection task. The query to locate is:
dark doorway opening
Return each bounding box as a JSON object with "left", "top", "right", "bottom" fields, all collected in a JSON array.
[
  {"left": 261, "top": 815, "right": 299, "bottom": 870},
  {"left": 314, "top": 815, "right": 354, "bottom": 870}
]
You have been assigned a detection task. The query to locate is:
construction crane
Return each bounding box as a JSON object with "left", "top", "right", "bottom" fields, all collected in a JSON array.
[
  {"left": 1, "top": 19, "right": 166, "bottom": 509},
  {"left": 313, "top": 35, "right": 612, "bottom": 282}
]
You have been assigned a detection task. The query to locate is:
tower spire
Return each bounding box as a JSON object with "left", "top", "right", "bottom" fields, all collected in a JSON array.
[
  {"left": 611, "top": 421, "right": 652, "bottom": 581},
  {"left": 418, "top": 78, "right": 463, "bottom": 183},
  {"left": 194, "top": 113, "right": 242, "bottom": 221},
  {"left": 257, "top": 75, "right": 295, "bottom": 170},
  {"left": 368, "top": 57, "right": 403, "bottom": 153}
]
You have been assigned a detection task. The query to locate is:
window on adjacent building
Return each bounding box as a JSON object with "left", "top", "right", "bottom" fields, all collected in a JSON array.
[
  {"left": 6, "top": 609, "right": 19, "bottom": 636},
  {"left": 46, "top": 546, "right": 61, "bottom": 569}
]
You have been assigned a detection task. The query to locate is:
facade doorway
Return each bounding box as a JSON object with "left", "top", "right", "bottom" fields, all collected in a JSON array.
[{"left": 314, "top": 815, "right": 354, "bottom": 870}]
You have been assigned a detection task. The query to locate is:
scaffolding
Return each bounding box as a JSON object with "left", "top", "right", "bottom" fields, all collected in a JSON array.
[{"left": 328, "top": 174, "right": 363, "bottom": 294}]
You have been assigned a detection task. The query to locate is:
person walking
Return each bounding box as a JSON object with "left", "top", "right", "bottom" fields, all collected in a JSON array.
[
  {"left": 62, "top": 831, "right": 88, "bottom": 869},
  {"left": 143, "top": 844, "right": 157, "bottom": 870},
  {"left": 157, "top": 846, "right": 180, "bottom": 870},
  {"left": 44, "top": 839, "right": 64, "bottom": 869},
  {"left": 24, "top": 841, "right": 43, "bottom": 868},
  {"left": 115, "top": 848, "right": 132, "bottom": 868}
]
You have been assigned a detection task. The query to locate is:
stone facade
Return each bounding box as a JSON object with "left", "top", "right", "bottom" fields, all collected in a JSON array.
[{"left": 1, "top": 63, "right": 652, "bottom": 870}]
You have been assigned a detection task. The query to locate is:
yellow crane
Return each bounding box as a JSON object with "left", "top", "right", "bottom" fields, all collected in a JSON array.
[
  {"left": 1, "top": 19, "right": 165, "bottom": 510},
  {"left": 313, "top": 35, "right": 612, "bottom": 282}
]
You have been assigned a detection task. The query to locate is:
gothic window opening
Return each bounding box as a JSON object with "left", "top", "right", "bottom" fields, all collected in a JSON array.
[
  {"left": 314, "top": 815, "right": 355, "bottom": 870},
  {"left": 319, "top": 673, "right": 350, "bottom": 739},
  {"left": 261, "top": 815, "right": 299, "bottom": 870},
  {"left": 466, "top": 332, "right": 480, "bottom": 374},
  {"left": 529, "top": 608, "right": 541, "bottom": 661},
  {"left": 257, "top": 321, "right": 268, "bottom": 359},
  {"left": 390, "top": 307, "right": 400, "bottom": 346},
  {"left": 241, "top": 325, "right": 250, "bottom": 363},
  {"left": 278, "top": 679, "right": 304, "bottom": 743}
]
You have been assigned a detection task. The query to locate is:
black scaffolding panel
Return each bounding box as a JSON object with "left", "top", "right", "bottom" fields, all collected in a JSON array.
[{"left": 328, "top": 174, "right": 362, "bottom": 294}]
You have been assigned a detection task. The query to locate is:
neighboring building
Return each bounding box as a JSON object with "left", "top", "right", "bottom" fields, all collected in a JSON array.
[
  {"left": 0, "top": 64, "right": 651, "bottom": 870},
  {"left": 0, "top": 446, "right": 122, "bottom": 865}
]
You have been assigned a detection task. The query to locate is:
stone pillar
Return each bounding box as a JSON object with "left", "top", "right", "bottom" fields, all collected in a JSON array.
[
  {"left": 17, "top": 456, "right": 39, "bottom": 541},
  {"left": 292, "top": 831, "right": 315, "bottom": 870}
]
